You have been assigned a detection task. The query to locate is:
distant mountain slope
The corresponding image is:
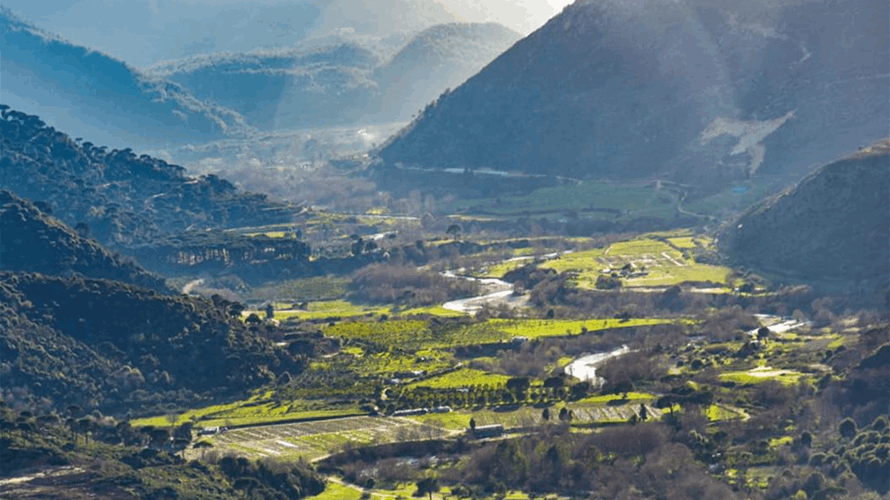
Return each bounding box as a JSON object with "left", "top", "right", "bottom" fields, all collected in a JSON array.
[
  {"left": 374, "top": 23, "right": 522, "bottom": 120},
  {"left": 720, "top": 140, "right": 889, "bottom": 294},
  {"left": 0, "top": 271, "right": 297, "bottom": 413},
  {"left": 1, "top": 0, "right": 462, "bottom": 67},
  {"left": 0, "top": 191, "right": 172, "bottom": 293},
  {"left": 0, "top": 107, "right": 294, "bottom": 247},
  {"left": 0, "top": 8, "right": 249, "bottom": 149},
  {"left": 147, "top": 23, "right": 520, "bottom": 129},
  {"left": 148, "top": 42, "right": 383, "bottom": 129},
  {"left": 378, "top": 0, "right": 889, "bottom": 190}
]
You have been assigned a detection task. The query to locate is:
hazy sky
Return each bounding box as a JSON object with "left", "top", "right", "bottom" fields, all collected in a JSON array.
[{"left": 3, "top": 0, "right": 565, "bottom": 66}]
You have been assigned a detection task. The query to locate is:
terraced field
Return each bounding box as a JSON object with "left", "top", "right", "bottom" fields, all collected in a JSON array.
[{"left": 200, "top": 416, "right": 453, "bottom": 461}]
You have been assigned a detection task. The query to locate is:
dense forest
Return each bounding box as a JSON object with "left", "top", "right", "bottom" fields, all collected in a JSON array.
[
  {"left": 0, "top": 190, "right": 172, "bottom": 293},
  {"left": 0, "top": 271, "right": 303, "bottom": 415}
]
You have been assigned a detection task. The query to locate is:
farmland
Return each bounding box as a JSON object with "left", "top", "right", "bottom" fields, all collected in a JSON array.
[
  {"left": 129, "top": 228, "right": 885, "bottom": 500},
  {"left": 197, "top": 416, "right": 453, "bottom": 462},
  {"left": 537, "top": 234, "right": 733, "bottom": 290}
]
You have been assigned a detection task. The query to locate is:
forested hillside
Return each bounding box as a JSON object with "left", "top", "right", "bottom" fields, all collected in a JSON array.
[
  {"left": 0, "top": 272, "right": 300, "bottom": 414},
  {"left": 721, "top": 139, "right": 889, "bottom": 300},
  {"left": 0, "top": 190, "right": 172, "bottom": 293},
  {"left": 0, "top": 107, "right": 295, "bottom": 247}
]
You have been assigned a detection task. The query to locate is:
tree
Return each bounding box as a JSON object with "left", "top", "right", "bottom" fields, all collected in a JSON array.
[
  {"left": 756, "top": 327, "right": 771, "bottom": 342},
  {"left": 446, "top": 224, "right": 462, "bottom": 240},
  {"left": 265, "top": 303, "right": 275, "bottom": 320},
  {"left": 639, "top": 403, "right": 649, "bottom": 422},
  {"left": 542, "top": 408, "right": 551, "bottom": 421},
  {"left": 839, "top": 418, "right": 857, "bottom": 439},
  {"left": 469, "top": 418, "right": 476, "bottom": 431},
  {"left": 416, "top": 477, "right": 440, "bottom": 500}
]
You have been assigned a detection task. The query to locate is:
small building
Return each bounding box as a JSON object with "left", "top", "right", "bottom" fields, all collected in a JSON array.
[
  {"left": 197, "top": 426, "right": 219, "bottom": 436},
  {"left": 430, "top": 406, "right": 452, "bottom": 414},
  {"left": 470, "top": 424, "right": 504, "bottom": 439}
]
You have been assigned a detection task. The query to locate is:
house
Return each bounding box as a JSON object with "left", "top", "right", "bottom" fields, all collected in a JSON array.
[{"left": 470, "top": 424, "right": 504, "bottom": 439}]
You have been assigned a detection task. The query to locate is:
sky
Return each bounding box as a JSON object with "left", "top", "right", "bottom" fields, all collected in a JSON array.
[{"left": 2, "top": 0, "right": 567, "bottom": 67}]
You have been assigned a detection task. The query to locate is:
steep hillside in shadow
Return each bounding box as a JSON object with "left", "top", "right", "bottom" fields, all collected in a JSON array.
[
  {"left": 0, "top": 272, "right": 300, "bottom": 414},
  {"left": 720, "top": 140, "right": 889, "bottom": 299},
  {"left": 378, "top": 0, "right": 888, "bottom": 192},
  {"left": 0, "top": 191, "right": 172, "bottom": 293}
]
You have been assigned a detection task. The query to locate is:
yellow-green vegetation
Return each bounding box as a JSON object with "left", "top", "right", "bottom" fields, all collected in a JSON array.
[
  {"left": 307, "top": 481, "right": 364, "bottom": 500},
  {"left": 575, "top": 392, "right": 655, "bottom": 405},
  {"left": 271, "top": 300, "right": 387, "bottom": 321},
  {"left": 539, "top": 235, "right": 732, "bottom": 289},
  {"left": 718, "top": 366, "right": 805, "bottom": 386},
  {"left": 324, "top": 317, "right": 675, "bottom": 350},
  {"left": 408, "top": 368, "right": 511, "bottom": 389},
  {"left": 491, "top": 318, "right": 673, "bottom": 338},
  {"left": 248, "top": 276, "right": 350, "bottom": 302},
  {"left": 769, "top": 436, "right": 793, "bottom": 448},
  {"left": 410, "top": 411, "right": 476, "bottom": 431},
  {"left": 132, "top": 392, "right": 361, "bottom": 428},
  {"left": 705, "top": 404, "right": 748, "bottom": 422}
]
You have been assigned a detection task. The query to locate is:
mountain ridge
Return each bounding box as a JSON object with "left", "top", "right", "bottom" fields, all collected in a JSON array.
[{"left": 377, "top": 0, "right": 889, "bottom": 193}]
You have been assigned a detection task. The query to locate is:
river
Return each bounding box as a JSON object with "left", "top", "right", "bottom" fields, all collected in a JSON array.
[{"left": 564, "top": 345, "right": 632, "bottom": 386}]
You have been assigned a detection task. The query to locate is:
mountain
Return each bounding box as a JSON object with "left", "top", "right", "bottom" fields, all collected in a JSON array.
[
  {"left": 0, "top": 271, "right": 298, "bottom": 414},
  {"left": 0, "top": 0, "right": 462, "bottom": 67},
  {"left": 0, "top": 191, "right": 172, "bottom": 293},
  {"left": 720, "top": 139, "right": 889, "bottom": 297},
  {"left": 147, "top": 42, "right": 383, "bottom": 130},
  {"left": 0, "top": 107, "right": 294, "bottom": 247},
  {"left": 0, "top": 8, "right": 249, "bottom": 149},
  {"left": 374, "top": 23, "right": 522, "bottom": 120},
  {"left": 147, "top": 23, "right": 520, "bottom": 129},
  {"left": 377, "top": 0, "right": 889, "bottom": 191}
]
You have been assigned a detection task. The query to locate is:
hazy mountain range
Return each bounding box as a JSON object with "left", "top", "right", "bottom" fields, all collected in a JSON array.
[
  {"left": 378, "top": 0, "right": 889, "bottom": 193},
  {"left": 147, "top": 23, "right": 520, "bottom": 129},
  {"left": 1, "top": 6, "right": 519, "bottom": 152},
  {"left": 0, "top": 0, "right": 555, "bottom": 67},
  {"left": 0, "top": 8, "right": 249, "bottom": 150}
]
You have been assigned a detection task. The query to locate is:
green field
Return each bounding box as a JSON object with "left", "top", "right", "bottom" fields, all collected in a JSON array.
[
  {"left": 323, "top": 317, "right": 674, "bottom": 350},
  {"left": 132, "top": 392, "right": 362, "bottom": 428},
  {"left": 408, "top": 368, "right": 511, "bottom": 389},
  {"left": 445, "top": 181, "right": 681, "bottom": 221},
  {"left": 539, "top": 235, "right": 732, "bottom": 289}
]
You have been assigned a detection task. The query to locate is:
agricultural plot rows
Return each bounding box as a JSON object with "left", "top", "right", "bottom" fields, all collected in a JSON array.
[
  {"left": 204, "top": 417, "right": 452, "bottom": 461},
  {"left": 568, "top": 403, "right": 661, "bottom": 424}
]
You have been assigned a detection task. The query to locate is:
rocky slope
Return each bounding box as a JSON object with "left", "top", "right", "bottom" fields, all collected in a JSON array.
[{"left": 377, "top": 0, "right": 889, "bottom": 192}]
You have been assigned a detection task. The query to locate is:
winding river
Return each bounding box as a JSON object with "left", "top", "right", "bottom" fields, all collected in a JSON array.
[{"left": 564, "top": 345, "right": 632, "bottom": 385}]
